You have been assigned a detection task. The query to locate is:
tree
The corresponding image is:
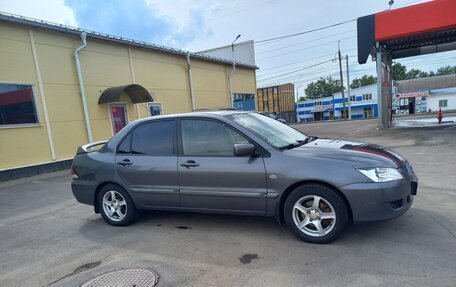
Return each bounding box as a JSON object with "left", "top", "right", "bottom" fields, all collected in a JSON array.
[
  {"left": 304, "top": 77, "right": 343, "bottom": 99},
  {"left": 406, "top": 68, "right": 422, "bottom": 79},
  {"left": 436, "top": 65, "right": 456, "bottom": 76},
  {"left": 392, "top": 63, "right": 407, "bottom": 80},
  {"left": 298, "top": 96, "right": 306, "bottom": 101},
  {"left": 391, "top": 63, "right": 456, "bottom": 80},
  {"left": 350, "top": 75, "right": 377, "bottom": 89}
]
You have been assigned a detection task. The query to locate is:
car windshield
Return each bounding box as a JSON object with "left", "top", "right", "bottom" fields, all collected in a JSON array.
[{"left": 227, "top": 113, "right": 308, "bottom": 149}]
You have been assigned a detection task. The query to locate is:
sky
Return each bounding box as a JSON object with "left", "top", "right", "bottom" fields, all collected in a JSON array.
[{"left": 1, "top": 0, "right": 454, "bottom": 97}]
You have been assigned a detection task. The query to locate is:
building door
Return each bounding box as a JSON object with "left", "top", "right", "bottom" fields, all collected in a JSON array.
[
  {"left": 110, "top": 104, "right": 128, "bottom": 134},
  {"left": 177, "top": 118, "right": 267, "bottom": 213},
  {"left": 409, "top": 98, "right": 415, "bottom": 114},
  {"left": 314, "top": 112, "right": 323, "bottom": 121}
]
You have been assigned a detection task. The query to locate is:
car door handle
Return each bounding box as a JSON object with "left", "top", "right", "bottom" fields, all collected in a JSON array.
[
  {"left": 180, "top": 160, "right": 199, "bottom": 168},
  {"left": 117, "top": 159, "right": 133, "bottom": 167}
]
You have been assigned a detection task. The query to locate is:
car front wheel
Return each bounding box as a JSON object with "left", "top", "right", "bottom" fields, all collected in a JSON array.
[
  {"left": 284, "top": 184, "right": 348, "bottom": 243},
  {"left": 98, "top": 184, "right": 137, "bottom": 226}
]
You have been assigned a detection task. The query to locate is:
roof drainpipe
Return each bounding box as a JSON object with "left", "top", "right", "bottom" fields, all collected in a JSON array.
[
  {"left": 74, "top": 32, "right": 93, "bottom": 143},
  {"left": 187, "top": 52, "right": 196, "bottom": 110},
  {"left": 229, "top": 61, "right": 236, "bottom": 107}
]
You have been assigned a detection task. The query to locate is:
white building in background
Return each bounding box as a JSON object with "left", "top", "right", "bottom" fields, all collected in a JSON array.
[
  {"left": 296, "top": 84, "right": 378, "bottom": 123},
  {"left": 422, "top": 88, "right": 456, "bottom": 112},
  {"left": 393, "top": 87, "right": 456, "bottom": 114},
  {"left": 196, "top": 40, "right": 256, "bottom": 66},
  {"left": 297, "top": 79, "right": 456, "bottom": 123}
]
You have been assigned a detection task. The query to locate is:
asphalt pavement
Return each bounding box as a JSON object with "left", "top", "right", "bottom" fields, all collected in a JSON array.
[{"left": 1, "top": 118, "right": 456, "bottom": 286}]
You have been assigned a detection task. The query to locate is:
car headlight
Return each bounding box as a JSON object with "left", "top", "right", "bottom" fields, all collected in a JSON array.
[{"left": 357, "top": 168, "right": 403, "bottom": 182}]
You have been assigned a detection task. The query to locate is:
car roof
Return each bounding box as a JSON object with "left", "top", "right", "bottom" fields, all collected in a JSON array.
[{"left": 134, "top": 110, "right": 252, "bottom": 123}]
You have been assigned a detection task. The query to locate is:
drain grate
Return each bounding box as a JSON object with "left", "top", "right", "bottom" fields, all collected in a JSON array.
[{"left": 81, "top": 268, "right": 158, "bottom": 287}]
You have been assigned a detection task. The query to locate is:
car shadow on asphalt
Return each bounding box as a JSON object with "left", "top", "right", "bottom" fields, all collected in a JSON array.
[{"left": 77, "top": 208, "right": 427, "bottom": 250}]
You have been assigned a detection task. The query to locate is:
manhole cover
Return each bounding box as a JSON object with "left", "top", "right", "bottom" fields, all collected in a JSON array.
[{"left": 81, "top": 268, "right": 158, "bottom": 287}]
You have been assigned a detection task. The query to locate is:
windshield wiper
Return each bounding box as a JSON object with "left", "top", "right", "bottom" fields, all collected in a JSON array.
[
  {"left": 278, "top": 140, "right": 306, "bottom": 150},
  {"left": 301, "top": 136, "right": 318, "bottom": 145}
]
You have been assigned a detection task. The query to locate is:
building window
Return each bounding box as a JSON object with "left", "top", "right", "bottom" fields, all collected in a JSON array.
[
  {"left": 364, "top": 108, "right": 373, "bottom": 118},
  {"left": 362, "top": 93, "right": 372, "bottom": 101},
  {"left": 273, "top": 87, "right": 278, "bottom": 95},
  {"left": 314, "top": 101, "right": 322, "bottom": 106},
  {"left": 148, "top": 103, "right": 162, "bottom": 116},
  {"left": 0, "top": 83, "right": 39, "bottom": 126},
  {"left": 233, "top": 93, "right": 255, "bottom": 111},
  {"left": 263, "top": 100, "right": 268, "bottom": 111},
  {"left": 350, "top": 95, "right": 356, "bottom": 102},
  {"left": 439, "top": 99, "right": 448, "bottom": 108}
]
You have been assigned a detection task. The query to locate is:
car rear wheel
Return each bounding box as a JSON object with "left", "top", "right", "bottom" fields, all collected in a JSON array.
[
  {"left": 99, "top": 184, "right": 137, "bottom": 226},
  {"left": 284, "top": 184, "right": 348, "bottom": 243}
]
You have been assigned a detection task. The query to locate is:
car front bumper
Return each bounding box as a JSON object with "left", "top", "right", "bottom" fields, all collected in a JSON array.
[{"left": 341, "top": 173, "right": 418, "bottom": 223}]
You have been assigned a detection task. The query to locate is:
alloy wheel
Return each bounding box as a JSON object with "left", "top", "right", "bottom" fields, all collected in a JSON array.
[
  {"left": 102, "top": 190, "right": 128, "bottom": 222},
  {"left": 292, "top": 195, "right": 336, "bottom": 237}
]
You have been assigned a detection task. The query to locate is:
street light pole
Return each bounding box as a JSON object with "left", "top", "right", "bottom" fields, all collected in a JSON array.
[
  {"left": 346, "top": 55, "right": 352, "bottom": 119},
  {"left": 338, "top": 41, "right": 346, "bottom": 119},
  {"left": 229, "top": 34, "right": 241, "bottom": 108}
]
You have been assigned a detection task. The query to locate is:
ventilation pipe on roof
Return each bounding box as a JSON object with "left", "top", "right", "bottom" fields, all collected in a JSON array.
[
  {"left": 74, "top": 32, "right": 93, "bottom": 142},
  {"left": 187, "top": 52, "right": 196, "bottom": 110}
]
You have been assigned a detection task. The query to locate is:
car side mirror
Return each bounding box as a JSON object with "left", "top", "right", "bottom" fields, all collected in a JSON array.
[
  {"left": 233, "top": 143, "right": 255, "bottom": 156},
  {"left": 277, "top": 118, "right": 287, "bottom": 124}
]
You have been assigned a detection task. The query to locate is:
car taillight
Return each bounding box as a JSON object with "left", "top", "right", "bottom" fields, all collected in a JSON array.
[{"left": 71, "top": 167, "right": 79, "bottom": 179}]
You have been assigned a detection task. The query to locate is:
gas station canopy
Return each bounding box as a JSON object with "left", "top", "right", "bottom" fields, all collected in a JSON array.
[{"left": 357, "top": 0, "right": 456, "bottom": 64}]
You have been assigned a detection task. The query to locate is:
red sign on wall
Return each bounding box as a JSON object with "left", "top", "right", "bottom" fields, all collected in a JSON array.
[{"left": 110, "top": 105, "right": 127, "bottom": 134}]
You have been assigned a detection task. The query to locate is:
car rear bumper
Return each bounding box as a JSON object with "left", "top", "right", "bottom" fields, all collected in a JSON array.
[
  {"left": 71, "top": 179, "right": 97, "bottom": 206},
  {"left": 341, "top": 176, "right": 417, "bottom": 223}
]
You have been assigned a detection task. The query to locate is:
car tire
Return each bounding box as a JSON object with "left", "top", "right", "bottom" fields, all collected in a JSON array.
[
  {"left": 284, "top": 184, "right": 348, "bottom": 244},
  {"left": 98, "top": 184, "right": 137, "bottom": 226}
]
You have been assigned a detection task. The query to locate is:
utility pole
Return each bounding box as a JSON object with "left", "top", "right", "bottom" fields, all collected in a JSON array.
[
  {"left": 338, "top": 41, "right": 346, "bottom": 119},
  {"left": 346, "top": 55, "right": 352, "bottom": 119}
]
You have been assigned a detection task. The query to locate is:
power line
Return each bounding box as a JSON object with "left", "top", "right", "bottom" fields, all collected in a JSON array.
[
  {"left": 255, "top": 19, "right": 356, "bottom": 44},
  {"left": 257, "top": 37, "right": 356, "bottom": 60},
  {"left": 259, "top": 56, "right": 456, "bottom": 87},
  {"left": 258, "top": 59, "right": 337, "bottom": 82},
  {"left": 257, "top": 52, "right": 340, "bottom": 72},
  {"left": 257, "top": 48, "right": 357, "bottom": 73},
  {"left": 258, "top": 54, "right": 358, "bottom": 84},
  {"left": 255, "top": 30, "right": 356, "bottom": 55}
]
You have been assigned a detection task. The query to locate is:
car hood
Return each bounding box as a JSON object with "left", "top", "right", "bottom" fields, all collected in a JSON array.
[{"left": 285, "top": 138, "right": 406, "bottom": 168}]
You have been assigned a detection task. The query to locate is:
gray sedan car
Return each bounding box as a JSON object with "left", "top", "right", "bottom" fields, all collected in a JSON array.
[{"left": 71, "top": 111, "right": 417, "bottom": 243}]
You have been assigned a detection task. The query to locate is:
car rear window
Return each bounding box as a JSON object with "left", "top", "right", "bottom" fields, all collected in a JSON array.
[{"left": 130, "top": 120, "right": 175, "bottom": 155}]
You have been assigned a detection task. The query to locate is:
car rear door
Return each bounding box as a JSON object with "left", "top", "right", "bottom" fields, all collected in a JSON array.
[
  {"left": 177, "top": 118, "right": 267, "bottom": 213},
  {"left": 115, "top": 119, "right": 179, "bottom": 207}
]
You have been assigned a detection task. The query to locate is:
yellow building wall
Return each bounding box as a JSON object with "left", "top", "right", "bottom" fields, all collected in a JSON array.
[
  {"left": 0, "top": 23, "right": 256, "bottom": 170},
  {"left": 0, "top": 24, "right": 53, "bottom": 169}
]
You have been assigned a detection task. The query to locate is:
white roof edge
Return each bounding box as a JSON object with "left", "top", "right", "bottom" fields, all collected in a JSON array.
[
  {"left": 196, "top": 40, "right": 255, "bottom": 53},
  {"left": 0, "top": 11, "right": 257, "bottom": 69}
]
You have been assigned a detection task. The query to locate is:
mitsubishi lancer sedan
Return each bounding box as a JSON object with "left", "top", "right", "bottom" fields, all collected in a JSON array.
[{"left": 71, "top": 111, "right": 418, "bottom": 243}]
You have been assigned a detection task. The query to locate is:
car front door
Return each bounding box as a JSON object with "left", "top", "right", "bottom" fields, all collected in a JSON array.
[
  {"left": 115, "top": 119, "right": 179, "bottom": 207},
  {"left": 177, "top": 118, "right": 267, "bottom": 214}
]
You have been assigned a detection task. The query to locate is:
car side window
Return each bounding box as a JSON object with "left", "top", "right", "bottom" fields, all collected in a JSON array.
[
  {"left": 130, "top": 121, "right": 175, "bottom": 155},
  {"left": 117, "top": 133, "right": 132, "bottom": 154},
  {"left": 180, "top": 119, "right": 249, "bottom": 156}
]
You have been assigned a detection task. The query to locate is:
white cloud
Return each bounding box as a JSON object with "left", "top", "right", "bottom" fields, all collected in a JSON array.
[{"left": 0, "top": 0, "right": 77, "bottom": 26}]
